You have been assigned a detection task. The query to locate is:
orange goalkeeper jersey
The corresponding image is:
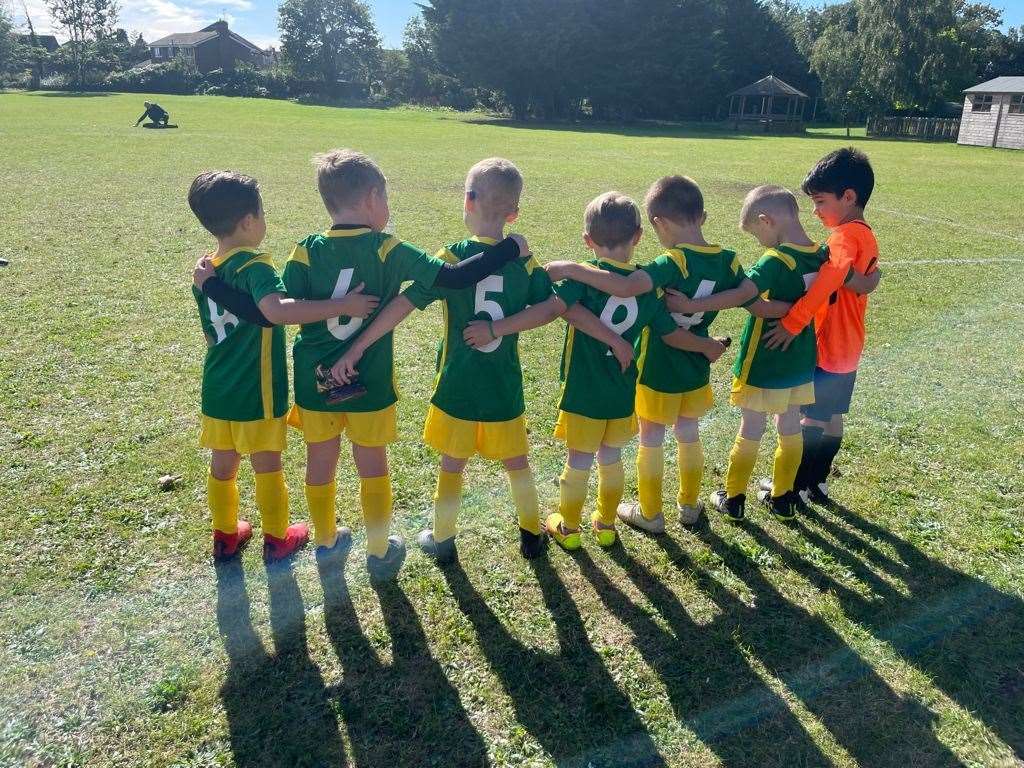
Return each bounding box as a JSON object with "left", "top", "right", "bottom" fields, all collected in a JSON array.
[{"left": 779, "top": 221, "right": 878, "bottom": 374}]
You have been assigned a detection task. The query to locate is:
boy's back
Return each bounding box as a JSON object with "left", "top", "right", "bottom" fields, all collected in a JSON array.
[
  {"left": 734, "top": 243, "right": 827, "bottom": 390},
  {"left": 557, "top": 257, "right": 676, "bottom": 420},
  {"left": 639, "top": 244, "right": 744, "bottom": 394},
  {"left": 405, "top": 237, "right": 553, "bottom": 422},
  {"left": 283, "top": 227, "right": 444, "bottom": 413},
  {"left": 815, "top": 221, "right": 878, "bottom": 374},
  {"left": 193, "top": 248, "right": 288, "bottom": 421}
]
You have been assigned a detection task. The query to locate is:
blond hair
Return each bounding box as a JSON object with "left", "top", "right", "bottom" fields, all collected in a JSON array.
[
  {"left": 466, "top": 157, "right": 523, "bottom": 219},
  {"left": 739, "top": 185, "right": 800, "bottom": 228},
  {"left": 644, "top": 175, "right": 704, "bottom": 225},
  {"left": 312, "top": 149, "right": 386, "bottom": 215},
  {"left": 584, "top": 192, "right": 642, "bottom": 248}
]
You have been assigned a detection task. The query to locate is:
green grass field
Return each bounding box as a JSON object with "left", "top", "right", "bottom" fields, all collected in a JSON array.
[{"left": 1, "top": 91, "right": 1023, "bottom": 768}]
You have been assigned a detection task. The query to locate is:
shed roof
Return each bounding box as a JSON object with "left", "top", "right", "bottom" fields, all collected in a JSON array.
[
  {"left": 728, "top": 75, "right": 808, "bottom": 99},
  {"left": 964, "top": 76, "right": 1024, "bottom": 93}
]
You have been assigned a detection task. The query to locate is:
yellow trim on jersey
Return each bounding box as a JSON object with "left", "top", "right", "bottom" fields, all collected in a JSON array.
[
  {"left": 287, "top": 244, "right": 310, "bottom": 266},
  {"left": 596, "top": 258, "right": 637, "bottom": 271},
  {"left": 764, "top": 248, "right": 797, "bottom": 270},
  {"left": 325, "top": 227, "right": 372, "bottom": 238},
  {"left": 730, "top": 255, "right": 742, "bottom": 275},
  {"left": 378, "top": 236, "right": 401, "bottom": 262},
  {"left": 210, "top": 247, "right": 265, "bottom": 268},
  {"left": 664, "top": 249, "right": 689, "bottom": 279},
  {"left": 259, "top": 328, "right": 274, "bottom": 420},
  {"left": 434, "top": 301, "right": 451, "bottom": 394},
  {"left": 237, "top": 253, "right": 275, "bottom": 273},
  {"left": 562, "top": 327, "right": 576, "bottom": 380},
  {"left": 780, "top": 242, "right": 821, "bottom": 253},
  {"left": 524, "top": 255, "right": 542, "bottom": 275},
  {"left": 636, "top": 327, "right": 651, "bottom": 376},
  {"left": 736, "top": 316, "right": 764, "bottom": 385},
  {"left": 435, "top": 247, "right": 459, "bottom": 264},
  {"left": 470, "top": 235, "right": 500, "bottom": 245},
  {"left": 673, "top": 242, "right": 722, "bottom": 254}
]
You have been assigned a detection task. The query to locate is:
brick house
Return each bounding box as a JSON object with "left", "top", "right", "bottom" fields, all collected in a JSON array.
[
  {"left": 957, "top": 76, "right": 1024, "bottom": 149},
  {"left": 147, "top": 21, "right": 270, "bottom": 73}
]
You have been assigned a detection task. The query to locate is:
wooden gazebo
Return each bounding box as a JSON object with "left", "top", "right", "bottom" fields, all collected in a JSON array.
[{"left": 727, "top": 75, "right": 808, "bottom": 131}]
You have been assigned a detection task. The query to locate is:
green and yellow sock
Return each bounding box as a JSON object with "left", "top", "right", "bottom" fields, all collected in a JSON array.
[
  {"left": 676, "top": 439, "right": 704, "bottom": 508},
  {"left": 558, "top": 465, "right": 589, "bottom": 531},
  {"left": 636, "top": 444, "right": 664, "bottom": 519},
  {"left": 433, "top": 470, "right": 464, "bottom": 543},
  {"left": 507, "top": 467, "right": 541, "bottom": 535},
  {"left": 360, "top": 475, "right": 393, "bottom": 559},
  {"left": 305, "top": 481, "right": 337, "bottom": 547},
  {"left": 254, "top": 470, "right": 289, "bottom": 539},
  {"left": 772, "top": 433, "right": 803, "bottom": 496},
  {"left": 725, "top": 436, "right": 760, "bottom": 498},
  {"left": 596, "top": 461, "right": 624, "bottom": 527},
  {"left": 208, "top": 473, "right": 239, "bottom": 534}
]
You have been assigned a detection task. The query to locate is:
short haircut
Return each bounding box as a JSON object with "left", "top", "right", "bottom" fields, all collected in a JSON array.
[
  {"left": 466, "top": 157, "right": 523, "bottom": 219},
  {"left": 801, "top": 147, "right": 874, "bottom": 208},
  {"left": 313, "top": 149, "right": 386, "bottom": 215},
  {"left": 644, "top": 175, "right": 704, "bottom": 225},
  {"left": 584, "top": 192, "right": 642, "bottom": 248},
  {"left": 740, "top": 185, "right": 801, "bottom": 228},
  {"left": 188, "top": 171, "right": 261, "bottom": 238}
]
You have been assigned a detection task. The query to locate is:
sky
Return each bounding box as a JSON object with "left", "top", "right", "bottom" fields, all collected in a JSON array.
[{"left": 14, "top": 0, "right": 1024, "bottom": 52}]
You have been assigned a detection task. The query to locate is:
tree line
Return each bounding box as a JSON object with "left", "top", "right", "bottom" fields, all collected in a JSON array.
[{"left": 4, "top": 0, "right": 1024, "bottom": 120}]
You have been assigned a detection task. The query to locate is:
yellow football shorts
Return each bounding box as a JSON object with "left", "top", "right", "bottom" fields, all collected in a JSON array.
[
  {"left": 636, "top": 383, "right": 714, "bottom": 425},
  {"left": 554, "top": 410, "right": 638, "bottom": 454},
  {"left": 423, "top": 405, "right": 529, "bottom": 461},
  {"left": 287, "top": 404, "right": 398, "bottom": 447},
  {"left": 729, "top": 379, "right": 815, "bottom": 414},
  {"left": 200, "top": 415, "right": 287, "bottom": 455}
]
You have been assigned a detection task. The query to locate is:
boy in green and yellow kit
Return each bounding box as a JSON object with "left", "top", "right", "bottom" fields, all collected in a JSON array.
[{"left": 283, "top": 150, "right": 531, "bottom": 580}]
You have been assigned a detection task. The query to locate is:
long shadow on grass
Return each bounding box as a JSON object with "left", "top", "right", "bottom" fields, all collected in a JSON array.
[
  {"left": 318, "top": 558, "right": 488, "bottom": 767},
  {"left": 443, "top": 558, "right": 665, "bottom": 767},
  {"left": 216, "top": 560, "right": 346, "bottom": 767},
  {"left": 574, "top": 546, "right": 833, "bottom": 766},
  {"left": 791, "top": 502, "right": 1024, "bottom": 757},
  {"left": 661, "top": 530, "right": 967, "bottom": 767}
]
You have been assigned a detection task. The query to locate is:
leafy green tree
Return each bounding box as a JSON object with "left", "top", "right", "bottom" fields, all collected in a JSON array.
[
  {"left": 45, "top": 0, "right": 118, "bottom": 87},
  {"left": 0, "top": 2, "right": 25, "bottom": 81},
  {"left": 278, "top": 0, "right": 382, "bottom": 84}
]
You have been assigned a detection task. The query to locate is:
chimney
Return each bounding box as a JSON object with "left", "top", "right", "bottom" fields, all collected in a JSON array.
[{"left": 209, "top": 20, "right": 228, "bottom": 33}]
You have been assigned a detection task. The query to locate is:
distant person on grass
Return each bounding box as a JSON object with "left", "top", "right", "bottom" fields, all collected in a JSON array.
[
  {"left": 188, "top": 170, "right": 380, "bottom": 564},
  {"left": 135, "top": 101, "right": 169, "bottom": 127}
]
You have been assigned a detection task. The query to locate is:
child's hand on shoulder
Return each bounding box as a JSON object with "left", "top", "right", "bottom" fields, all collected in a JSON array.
[
  {"left": 665, "top": 288, "right": 697, "bottom": 314},
  {"left": 544, "top": 260, "right": 577, "bottom": 282},
  {"left": 610, "top": 337, "right": 634, "bottom": 372},
  {"left": 193, "top": 255, "right": 215, "bottom": 290}
]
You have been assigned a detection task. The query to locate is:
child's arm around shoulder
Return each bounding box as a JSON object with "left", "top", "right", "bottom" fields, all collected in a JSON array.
[
  {"left": 665, "top": 279, "right": 760, "bottom": 314},
  {"left": 330, "top": 295, "right": 415, "bottom": 384},
  {"left": 545, "top": 260, "right": 653, "bottom": 298}
]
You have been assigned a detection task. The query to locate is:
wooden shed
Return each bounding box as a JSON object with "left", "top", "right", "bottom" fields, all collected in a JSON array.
[
  {"left": 727, "top": 75, "right": 808, "bottom": 131},
  {"left": 957, "top": 76, "right": 1024, "bottom": 149}
]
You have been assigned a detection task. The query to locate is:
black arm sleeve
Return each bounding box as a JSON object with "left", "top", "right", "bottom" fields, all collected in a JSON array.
[
  {"left": 202, "top": 277, "right": 273, "bottom": 327},
  {"left": 431, "top": 237, "right": 522, "bottom": 290}
]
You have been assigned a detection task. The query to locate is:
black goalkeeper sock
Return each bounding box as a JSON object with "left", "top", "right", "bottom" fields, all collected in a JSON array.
[
  {"left": 816, "top": 434, "right": 843, "bottom": 487},
  {"left": 794, "top": 426, "right": 824, "bottom": 491}
]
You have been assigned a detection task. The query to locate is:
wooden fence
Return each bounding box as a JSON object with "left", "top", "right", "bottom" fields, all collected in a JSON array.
[{"left": 866, "top": 116, "right": 960, "bottom": 141}]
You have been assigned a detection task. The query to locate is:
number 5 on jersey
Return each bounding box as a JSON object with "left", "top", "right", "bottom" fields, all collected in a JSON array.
[
  {"left": 327, "top": 268, "right": 364, "bottom": 341},
  {"left": 474, "top": 275, "right": 504, "bottom": 353}
]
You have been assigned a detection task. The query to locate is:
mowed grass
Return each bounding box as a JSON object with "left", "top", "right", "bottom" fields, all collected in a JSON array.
[{"left": 1, "top": 91, "right": 1023, "bottom": 768}]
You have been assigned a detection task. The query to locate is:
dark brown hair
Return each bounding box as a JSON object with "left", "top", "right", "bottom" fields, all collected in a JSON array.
[
  {"left": 644, "top": 175, "right": 704, "bottom": 225},
  {"left": 188, "top": 171, "right": 261, "bottom": 238}
]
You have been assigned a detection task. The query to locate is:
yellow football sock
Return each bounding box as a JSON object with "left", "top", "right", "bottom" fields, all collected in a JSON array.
[
  {"left": 433, "top": 470, "right": 464, "bottom": 543},
  {"left": 208, "top": 474, "right": 239, "bottom": 534},
  {"left": 254, "top": 470, "right": 289, "bottom": 539},
  {"left": 305, "top": 481, "right": 337, "bottom": 547},
  {"left": 507, "top": 467, "right": 541, "bottom": 535},
  {"left": 772, "top": 433, "right": 804, "bottom": 496},
  {"left": 636, "top": 444, "right": 664, "bottom": 519},
  {"left": 558, "top": 465, "right": 589, "bottom": 531},
  {"left": 361, "top": 475, "right": 393, "bottom": 558},
  {"left": 596, "top": 461, "right": 624, "bottom": 526},
  {"left": 725, "top": 436, "right": 760, "bottom": 498},
  {"left": 677, "top": 439, "right": 704, "bottom": 507}
]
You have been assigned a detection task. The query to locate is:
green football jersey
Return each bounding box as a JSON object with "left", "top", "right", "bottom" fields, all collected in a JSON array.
[
  {"left": 555, "top": 258, "right": 678, "bottom": 420},
  {"left": 638, "top": 243, "right": 746, "bottom": 394},
  {"left": 282, "top": 226, "right": 446, "bottom": 413},
  {"left": 191, "top": 247, "right": 289, "bottom": 422},
  {"left": 733, "top": 243, "right": 827, "bottom": 390},
  {"left": 404, "top": 237, "right": 554, "bottom": 422}
]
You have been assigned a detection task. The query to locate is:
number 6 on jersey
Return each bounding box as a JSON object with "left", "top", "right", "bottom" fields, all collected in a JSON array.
[{"left": 327, "top": 268, "right": 364, "bottom": 341}]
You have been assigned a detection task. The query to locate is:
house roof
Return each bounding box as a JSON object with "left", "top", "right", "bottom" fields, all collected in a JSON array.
[
  {"left": 16, "top": 34, "right": 59, "bottom": 52},
  {"left": 964, "top": 76, "right": 1024, "bottom": 93},
  {"left": 148, "top": 30, "right": 218, "bottom": 48},
  {"left": 728, "top": 75, "right": 808, "bottom": 99}
]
